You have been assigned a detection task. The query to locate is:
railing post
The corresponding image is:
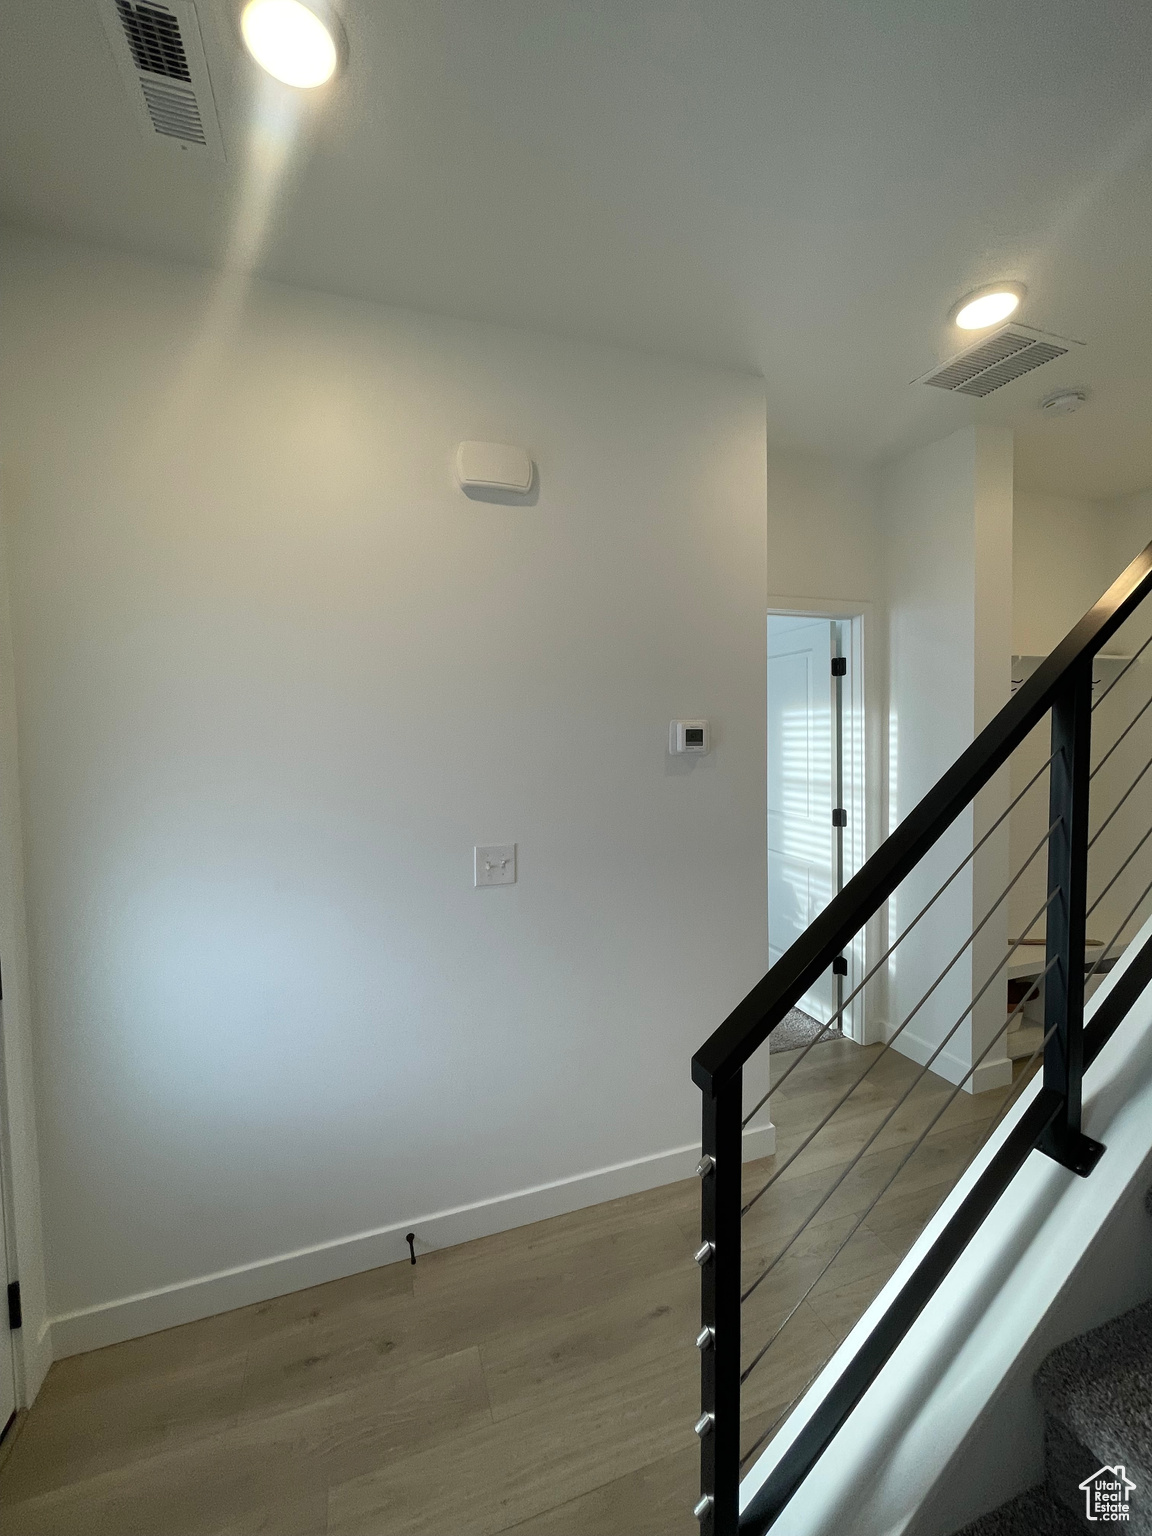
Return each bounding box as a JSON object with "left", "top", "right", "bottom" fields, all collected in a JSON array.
[
  {"left": 697, "top": 1071, "right": 742, "bottom": 1535},
  {"left": 1038, "top": 660, "right": 1105, "bottom": 1176}
]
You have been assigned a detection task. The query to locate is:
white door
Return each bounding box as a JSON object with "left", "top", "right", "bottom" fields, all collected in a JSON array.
[{"left": 767, "top": 617, "right": 837, "bottom": 1023}]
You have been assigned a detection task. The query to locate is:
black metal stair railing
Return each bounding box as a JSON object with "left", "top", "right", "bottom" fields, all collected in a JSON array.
[{"left": 691, "top": 539, "right": 1152, "bottom": 1535}]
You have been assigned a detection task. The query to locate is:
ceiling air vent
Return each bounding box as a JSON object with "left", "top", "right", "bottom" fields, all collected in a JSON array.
[
  {"left": 98, "top": 0, "right": 225, "bottom": 161},
  {"left": 915, "top": 324, "right": 1082, "bottom": 398}
]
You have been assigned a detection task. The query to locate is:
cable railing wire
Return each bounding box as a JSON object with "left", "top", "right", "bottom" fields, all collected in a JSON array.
[
  {"left": 745, "top": 706, "right": 1149, "bottom": 1135},
  {"left": 742, "top": 823, "right": 1058, "bottom": 1216},
  {"left": 740, "top": 1358, "right": 829, "bottom": 1471},
  {"left": 742, "top": 862, "right": 1055, "bottom": 1227},
  {"left": 1088, "top": 752, "right": 1152, "bottom": 852},
  {"left": 740, "top": 886, "right": 1057, "bottom": 1302},
  {"left": 737, "top": 1004, "right": 1061, "bottom": 1473},
  {"left": 978, "top": 1017, "right": 1058, "bottom": 1151},
  {"left": 1086, "top": 819, "right": 1152, "bottom": 922},
  {"left": 741, "top": 750, "right": 1059, "bottom": 1129},
  {"left": 1091, "top": 688, "right": 1152, "bottom": 781},
  {"left": 737, "top": 857, "right": 1152, "bottom": 1415},
  {"left": 738, "top": 738, "right": 1152, "bottom": 1405},
  {"left": 738, "top": 951, "right": 1060, "bottom": 1389},
  {"left": 1083, "top": 871, "right": 1152, "bottom": 992},
  {"left": 1092, "top": 630, "right": 1152, "bottom": 712}
]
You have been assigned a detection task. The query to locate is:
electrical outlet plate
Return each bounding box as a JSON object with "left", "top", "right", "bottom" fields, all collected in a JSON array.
[{"left": 475, "top": 844, "right": 516, "bottom": 887}]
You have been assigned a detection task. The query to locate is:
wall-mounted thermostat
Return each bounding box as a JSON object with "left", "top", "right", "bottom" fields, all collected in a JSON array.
[
  {"left": 455, "top": 441, "right": 534, "bottom": 495},
  {"left": 670, "top": 720, "right": 710, "bottom": 754}
]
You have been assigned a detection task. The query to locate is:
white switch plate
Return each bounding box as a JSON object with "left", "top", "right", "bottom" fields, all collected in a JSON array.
[{"left": 475, "top": 844, "right": 516, "bottom": 887}]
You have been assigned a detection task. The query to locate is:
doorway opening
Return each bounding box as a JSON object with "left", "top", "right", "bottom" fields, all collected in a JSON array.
[{"left": 767, "top": 610, "right": 867, "bottom": 1044}]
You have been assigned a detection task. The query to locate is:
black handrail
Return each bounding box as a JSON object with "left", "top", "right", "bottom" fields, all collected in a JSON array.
[
  {"left": 691, "top": 537, "right": 1152, "bottom": 1536},
  {"left": 693, "top": 539, "right": 1152, "bottom": 1096}
]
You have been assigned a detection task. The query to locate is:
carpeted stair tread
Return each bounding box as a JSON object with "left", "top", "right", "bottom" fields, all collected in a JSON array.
[
  {"left": 952, "top": 1483, "right": 1086, "bottom": 1535},
  {"left": 1034, "top": 1297, "right": 1152, "bottom": 1487},
  {"left": 949, "top": 1191, "right": 1152, "bottom": 1534},
  {"left": 767, "top": 1007, "right": 842, "bottom": 1053}
]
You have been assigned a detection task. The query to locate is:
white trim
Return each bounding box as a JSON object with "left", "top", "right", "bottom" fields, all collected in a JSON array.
[
  {"left": 882, "top": 1019, "right": 1014, "bottom": 1094},
  {"left": 48, "top": 1121, "right": 775, "bottom": 1357},
  {"left": 764, "top": 595, "right": 875, "bottom": 619}
]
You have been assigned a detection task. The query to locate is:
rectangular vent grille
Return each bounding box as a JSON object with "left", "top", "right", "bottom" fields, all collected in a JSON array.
[
  {"left": 139, "top": 77, "right": 206, "bottom": 143},
  {"left": 115, "top": 0, "right": 191, "bottom": 80},
  {"left": 916, "top": 325, "right": 1078, "bottom": 397},
  {"left": 98, "top": 0, "right": 224, "bottom": 160}
]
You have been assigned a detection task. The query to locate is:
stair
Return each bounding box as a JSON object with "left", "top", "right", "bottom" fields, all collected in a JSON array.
[
  {"left": 955, "top": 1192, "right": 1152, "bottom": 1534},
  {"left": 953, "top": 1485, "right": 1083, "bottom": 1535}
]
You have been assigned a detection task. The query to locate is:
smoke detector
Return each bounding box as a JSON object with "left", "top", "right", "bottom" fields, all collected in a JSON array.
[
  {"left": 1041, "top": 389, "right": 1088, "bottom": 417},
  {"left": 914, "top": 323, "right": 1082, "bottom": 398},
  {"left": 98, "top": 0, "right": 225, "bottom": 160}
]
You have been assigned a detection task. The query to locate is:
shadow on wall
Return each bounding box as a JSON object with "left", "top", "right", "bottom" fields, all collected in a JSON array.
[{"left": 458, "top": 458, "right": 539, "bottom": 506}]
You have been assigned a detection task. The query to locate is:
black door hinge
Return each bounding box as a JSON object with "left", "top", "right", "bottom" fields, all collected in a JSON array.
[
  {"left": 831, "top": 656, "right": 847, "bottom": 677},
  {"left": 7, "top": 1281, "right": 21, "bottom": 1331},
  {"left": 832, "top": 808, "right": 847, "bottom": 827}
]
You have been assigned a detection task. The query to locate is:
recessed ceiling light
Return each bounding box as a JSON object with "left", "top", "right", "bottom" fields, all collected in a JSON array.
[
  {"left": 951, "top": 283, "right": 1026, "bottom": 330},
  {"left": 240, "top": 0, "right": 344, "bottom": 89}
]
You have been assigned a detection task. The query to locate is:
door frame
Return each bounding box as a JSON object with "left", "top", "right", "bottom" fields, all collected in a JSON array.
[
  {"left": 766, "top": 596, "right": 882, "bottom": 1043},
  {"left": 0, "top": 1005, "right": 21, "bottom": 1428}
]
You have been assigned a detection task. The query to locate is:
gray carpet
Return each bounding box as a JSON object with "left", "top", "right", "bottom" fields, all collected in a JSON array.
[
  {"left": 953, "top": 1485, "right": 1084, "bottom": 1535},
  {"left": 768, "top": 1007, "right": 843, "bottom": 1053},
  {"left": 1033, "top": 1297, "right": 1152, "bottom": 1533},
  {"left": 953, "top": 1244, "right": 1152, "bottom": 1535}
]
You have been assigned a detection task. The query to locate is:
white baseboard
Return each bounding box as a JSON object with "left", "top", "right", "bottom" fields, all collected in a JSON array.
[
  {"left": 49, "top": 1121, "right": 776, "bottom": 1358},
  {"left": 886, "top": 1024, "right": 1013, "bottom": 1094}
]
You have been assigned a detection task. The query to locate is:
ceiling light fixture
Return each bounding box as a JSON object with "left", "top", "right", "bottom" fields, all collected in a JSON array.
[
  {"left": 951, "top": 282, "right": 1026, "bottom": 331},
  {"left": 240, "top": 0, "right": 344, "bottom": 88}
]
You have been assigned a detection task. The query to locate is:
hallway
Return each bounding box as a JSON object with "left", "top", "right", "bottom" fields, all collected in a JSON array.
[{"left": 0, "top": 1040, "right": 1021, "bottom": 1536}]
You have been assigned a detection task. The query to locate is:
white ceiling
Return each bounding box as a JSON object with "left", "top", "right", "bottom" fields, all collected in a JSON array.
[{"left": 3, "top": 0, "right": 1152, "bottom": 499}]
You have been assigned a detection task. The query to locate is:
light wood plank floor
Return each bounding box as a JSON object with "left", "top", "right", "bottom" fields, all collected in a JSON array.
[{"left": 0, "top": 1040, "right": 1023, "bottom": 1535}]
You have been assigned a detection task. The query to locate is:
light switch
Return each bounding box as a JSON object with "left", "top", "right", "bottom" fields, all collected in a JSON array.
[{"left": 475, "top": 844, "right": 516, "bottom": 887}]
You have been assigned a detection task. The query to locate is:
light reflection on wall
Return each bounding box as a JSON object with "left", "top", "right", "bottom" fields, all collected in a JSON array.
[
  {"left": 153, "top": 77, "right": 305, "bottom": 454},
  {"left": 775, "top": 704, "right": 833, "bottom": 926}
]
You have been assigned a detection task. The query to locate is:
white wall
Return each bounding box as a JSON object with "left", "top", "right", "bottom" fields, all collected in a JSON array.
[
  {"left": 881, "top": 427, "right": 1014, "bottom": 1092},
  {"left": 1012, "top": 490, "right": 1116, "bottom": 658},
  {"left": 0, "top": 229, "right": 772, "bottom": 1352},
  {"left": 1108, "top": 488, "right": 1152, "bottom": 577},
  {"left": 766, "top": 452, "right": 880, "bottom": 607}
]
